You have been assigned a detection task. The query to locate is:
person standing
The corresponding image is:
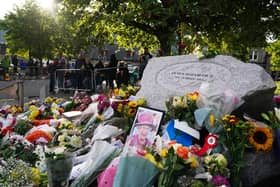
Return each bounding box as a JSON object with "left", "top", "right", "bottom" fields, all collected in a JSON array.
[
  {"left": 48, "top": 59, "right": 58, "bottom": 94},
  {"left": 139, "top": 47, "right": 152, "bottom": 79},
  {"left": 107, "top": 54, "right": 118, "bottom": 89},
  {"left": 12, "top": 54, "right": 18, "bottom": 75},
  {"left": 81, "top": 57, "right": 94, "bottom": 90},
  {"left": 94, "top": 60, "right": 105, "bottom": 88},
  {"left": 116, "top": 61, "right": 130, "bottom": 88}
]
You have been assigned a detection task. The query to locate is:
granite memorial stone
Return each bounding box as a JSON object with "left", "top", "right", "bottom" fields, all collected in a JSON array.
[{"left": 136, "top": 55, "right": 276, "bottom": 119}]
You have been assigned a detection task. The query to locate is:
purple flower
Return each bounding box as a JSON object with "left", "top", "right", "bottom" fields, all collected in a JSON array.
[
  {"left": 211, "top": 175, "right": 231, "bottom": 187},
  {"left": 111, "top": 102, "right": 119, "bottom": 111},
  {"left": 274, "top": 95, "right": 280, "bottom": 104}
]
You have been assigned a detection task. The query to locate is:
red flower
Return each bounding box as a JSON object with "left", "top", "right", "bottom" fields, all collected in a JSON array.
[{"left": 176, "top": 146, "right": 189, "bottom": 159}]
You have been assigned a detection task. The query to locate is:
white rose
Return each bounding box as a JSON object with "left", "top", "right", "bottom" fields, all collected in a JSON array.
[{"left": 70, "top": 135, "right": 82, "bottom": 148}]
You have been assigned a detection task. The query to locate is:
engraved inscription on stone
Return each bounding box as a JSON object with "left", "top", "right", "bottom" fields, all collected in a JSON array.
[{"left": 156, "top": 62, "right": 231, "bottom": 91}]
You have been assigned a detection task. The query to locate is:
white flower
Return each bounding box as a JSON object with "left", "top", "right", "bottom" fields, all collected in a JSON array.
[
  {"left": 275, "top": 107, "right": 280, "bottom": 121},
  {"left": 172, "top": 96, "right": 184, "bottom": 107},
  {"left": 215, "top": 153, "right": 228, "bottom": 168},
  {"left": 45, "top": 146, "right": 66, "bottom": 155},
  {"left": 70, "top": 135, "right": 82, "bottom": 148}
]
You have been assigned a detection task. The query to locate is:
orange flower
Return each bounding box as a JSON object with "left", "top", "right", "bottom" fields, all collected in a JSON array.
[
  {"left": 167, "top": 141, "right": 177, "bottom": 149},
  {"left": 176, "top": 146, "right": 189, "bottom": 159},
  {"left": 25, "top": 130, "right": 52, "bottom": 143},
  {"left": 187, "top": 91, "right": 199, "bottom": 101}
]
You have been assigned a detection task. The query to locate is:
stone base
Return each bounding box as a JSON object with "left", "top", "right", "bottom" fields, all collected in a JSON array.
[{"left": 242, "top": 150, "right": 280, "bottom": 187}]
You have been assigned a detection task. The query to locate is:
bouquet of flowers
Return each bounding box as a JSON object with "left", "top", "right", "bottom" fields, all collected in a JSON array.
[
  {"left": 165, "top": 92, "right": 199, "bottom": 128},
  {"left": 219, "top": 114, "right": 252, "bottom": 187},
  {"left": 44, "top": 131, "right": 83, "bottom": 187},
  {"left": 144, "top": 141, "right": 198, "bottom": 187}
]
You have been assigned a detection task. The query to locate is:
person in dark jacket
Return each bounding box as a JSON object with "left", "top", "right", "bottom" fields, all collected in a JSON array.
[
  {"left": 48, "top": 59, "right": 58, "bottom": 93},
  {"left": 116, "top": 61, "right": 130, "bottom": 88},
  {"left": 107, "top": 54, "right": 118, "bottom": 89}
]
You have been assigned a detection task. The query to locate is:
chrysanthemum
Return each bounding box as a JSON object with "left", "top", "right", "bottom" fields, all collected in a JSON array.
[{"left": 249, "top": 127, "right": 273, "bottom": 152}]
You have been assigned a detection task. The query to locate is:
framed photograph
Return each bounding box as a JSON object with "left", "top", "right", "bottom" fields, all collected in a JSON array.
[{"left": 124, "top": 106, "right": 165, "bottom": 152}]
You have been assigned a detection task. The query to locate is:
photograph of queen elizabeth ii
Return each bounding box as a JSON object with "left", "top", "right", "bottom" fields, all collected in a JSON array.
[{"left": 126, "top": 106, "right": 164, "bottom": 151}]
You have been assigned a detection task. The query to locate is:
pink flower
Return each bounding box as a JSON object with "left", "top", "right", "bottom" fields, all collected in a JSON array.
[{"left": 211, "top": 175, "right": 231, "bottom": 187}]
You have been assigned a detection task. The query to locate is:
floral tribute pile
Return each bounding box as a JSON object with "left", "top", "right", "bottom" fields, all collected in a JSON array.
[{"left": 0, "top": 84, "right": 279, "bottom": 187}]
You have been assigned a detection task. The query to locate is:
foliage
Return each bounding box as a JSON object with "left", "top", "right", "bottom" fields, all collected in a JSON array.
[
  {"left": 61, "top": 0, "right": 279, "bottom": 57},
  {"left": 13, "top": 119, "right": 32, "bottom": 135},
  {"left": 0, "top": 0, "right": 56, "bottom": 59},
  {"left": 266, "top": 39, "right": 280, "bottom": 71},
  {"left": 219, "top": 115, "right": 253, "bottom": 187},
  {"left": 262, "top": 107, "right": 280, "bottom": 129}
]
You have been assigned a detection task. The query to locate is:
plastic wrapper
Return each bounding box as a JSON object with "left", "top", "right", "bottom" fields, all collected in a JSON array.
[
  {"left": 196, "top": 82, "right": 242, "bottom": 117},
  {"left": 70, "top": 141, "right": 121, "bottom": 187}
]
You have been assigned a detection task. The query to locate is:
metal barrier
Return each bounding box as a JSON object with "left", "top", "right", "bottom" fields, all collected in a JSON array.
[
  {"left": 54, "top": 63, "right": 141, "bottom": 92},
  {"left": 55, "top": 69, "right": 94, "bottom": 91}
]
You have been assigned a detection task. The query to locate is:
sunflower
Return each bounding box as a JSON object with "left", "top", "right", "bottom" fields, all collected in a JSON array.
[
  {"left": 128, "top": 101, "right": 138, "bottom": 108},
  {"left": 249, "top": 127, "right": 273, "bottom": 152},
  {"left": 127, "top": 108, "right": 136, "bottom": 116}
]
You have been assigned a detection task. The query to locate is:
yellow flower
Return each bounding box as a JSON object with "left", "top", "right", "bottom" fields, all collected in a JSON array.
[
  {"left": 119, "top": 89, "right": 126, "bottom": 98},
  {"left": 44, "top": 97, "right": 53, "bottom": 104},
  {"left": 128, "top": 101, "right": 138, "bottom": 108},
  {"left": 29, "top": 105, "right": 37, "bottom": 111},
  {"left": 249, "top": 127, "right": 273, "bottom": 152},
  {"left": 226, "top": 128, "right": 231, "bottom": 132},
  {"left": 137, "top": 98, "right": 146, "bottom": 106},
  {"left": 209, "top": 114, "right": 215, "bottom": 126},
  {"left": 189, "top": 156, "right": 198, "bottom": 168},
  {"left": 11, "top": 106, "right": 18, "bottom": 114},
  {"left": 187, "top": 92, "right": 199, "bottom": 101},
  {"left": 127, "top": 85, "right": 135, "bottom": 92},
  {"left": 126, "top": 108, "right": 136, "bottom": 116},
  {"left": 117, "top": 104, "right": 123, "bottom": 113},
  {"left": 114, "top": 88, "right": 119, "bottom": 96},
  {"left": 160, "top": 148, "right": 168, "bottom": 157},
  {"left": 96, "top": 114, "right": 104, "bottom": 121},
  {"left": 17, "top": 107, "right": 23, "bottom": 113},
  {"left": 29, "top": 110, "right": 40, "bottom": 120},
  {"left": 145, "top": 153, "right": 157, "bottom": 165},
  {"left": 31, "top": 167, "right": 41, "bottom": 186}
]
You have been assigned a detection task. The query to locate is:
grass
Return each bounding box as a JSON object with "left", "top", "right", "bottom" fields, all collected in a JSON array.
[{"left": 275, "top": 81, "right": 280, "bottom": 95}]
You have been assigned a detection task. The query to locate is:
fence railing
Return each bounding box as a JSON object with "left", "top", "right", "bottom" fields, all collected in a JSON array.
[{"left": 54, "top": 65, "right": 140, "bottom": 92}]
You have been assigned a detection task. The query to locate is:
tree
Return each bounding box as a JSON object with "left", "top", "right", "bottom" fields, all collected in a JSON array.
[
  {"left": 61, "top": 0, "right": 280, "bottom": 57},
  {"left": 0, "top": 0, "right": 56, "bottom": 60},
  {"left": 266, "top": 39, "right": 280, "bottom": 71}
]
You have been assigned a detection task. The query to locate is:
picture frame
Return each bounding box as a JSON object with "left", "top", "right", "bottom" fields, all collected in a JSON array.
[{"left": 124, "top": 106, "right": 165, "bottom": 152}]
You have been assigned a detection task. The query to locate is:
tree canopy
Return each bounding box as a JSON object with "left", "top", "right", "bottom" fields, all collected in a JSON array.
[
  {"left": 59, "top": 0, "right": 280, "bottom": 58},
  {"left": 0, "top": 0, "right": 279, "bottom": 61},
  {"left": 0, "top": 0, "right": 56, "bottom": 60}
]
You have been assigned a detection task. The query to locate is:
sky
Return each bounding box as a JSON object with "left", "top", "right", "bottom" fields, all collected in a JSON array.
[{"left": 0, "top": 0, "right": 54, "bottom": 19}]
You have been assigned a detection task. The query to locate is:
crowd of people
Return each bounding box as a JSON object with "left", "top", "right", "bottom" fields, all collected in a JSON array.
[
  {"left": 0, "top": 47, "right": 153, "bottom": 93},
  {"left": 0, "top": 54, "right": 46, "bottom": 80}
]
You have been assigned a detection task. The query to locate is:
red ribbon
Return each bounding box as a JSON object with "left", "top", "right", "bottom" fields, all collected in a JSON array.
[{"left": 191, "top": 134, "right": 218, "bottom": 156}]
